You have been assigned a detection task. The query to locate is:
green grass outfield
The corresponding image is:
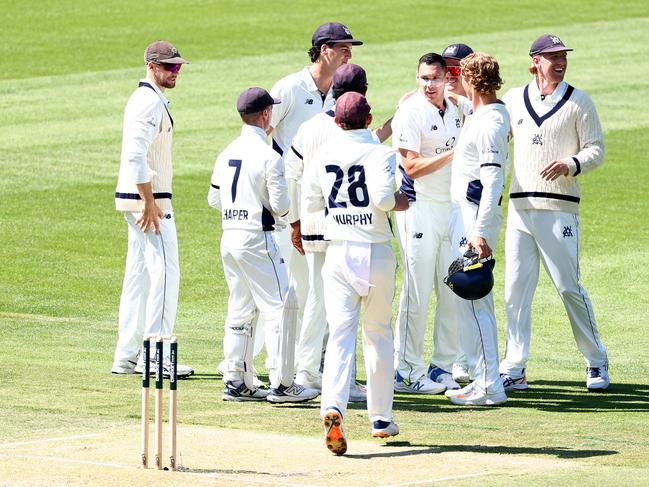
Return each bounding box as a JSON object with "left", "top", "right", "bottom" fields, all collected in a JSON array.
[{"left": 1, "top": 1, "right": 649, "bottom": 485}]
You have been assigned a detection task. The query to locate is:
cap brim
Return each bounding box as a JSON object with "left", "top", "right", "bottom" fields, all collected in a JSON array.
[
  {"left": 531, "top": 46, "right": 573, "bottom": 56},
  {"left": 327, "top": 39, "right": 363, "bottom": 46},
  {"left": 158, "top": 56, "right": 189, "bottom": 64},
  {"left": 272, "top": 98, "right": 281, "bottom": 105}
]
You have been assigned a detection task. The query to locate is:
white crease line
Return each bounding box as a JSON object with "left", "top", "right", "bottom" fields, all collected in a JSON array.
[
  {"left": 382, "top": 472, "right": 491, "bottom": 486},
  {"left": 2, "top": 453, "right": 323, "bottom": 486},
  {"left": 0, "top": 453, "right": 130, "bottom": 469},
  {"left": 0, "top": 433, "right": 101, "bottom": 448}
]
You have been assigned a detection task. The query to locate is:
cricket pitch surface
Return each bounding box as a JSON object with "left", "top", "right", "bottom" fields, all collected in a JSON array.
[{"left": 0, "top": 424, "right": 574, "bottom": 486}]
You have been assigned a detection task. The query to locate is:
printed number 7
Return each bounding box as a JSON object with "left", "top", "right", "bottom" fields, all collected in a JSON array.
[
  {"left": 325, "top": 164, "right": 369, "bottom": 208},
  {"left": 229, "top": 159, "right": 242, "bottom": 202}
]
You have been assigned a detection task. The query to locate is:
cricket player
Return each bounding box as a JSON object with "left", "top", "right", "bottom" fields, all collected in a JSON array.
[
  {"left": 392, "top": 52, "right": 462, "bottom": 395},
  {"left": 499, "top": 35, "right": 609, "bottom": 391},
  {"left": 445, "top": 52, "right": 510, "bottom": 406},
  {"left": 441, "top": 42, "right": 475, "bottom": 384},
  {"left": 269, "top": 22, "right": 363, "bottom": 350},
  {"left": 208, "top": 87, "right": 319, "bottom": 403},
  {"left": 285, "top": 63, "right": 371, "bottom": 402},
  {"left": 112, "top": 41, "right": 193, "bottom": 378},
  {"left": 303, "top": 92, "right": 409, "bottom": 455}
]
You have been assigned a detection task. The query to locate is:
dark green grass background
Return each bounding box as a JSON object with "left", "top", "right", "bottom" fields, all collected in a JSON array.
[{"left": 1, "top": 1, "right": 649, "bottom": 484}]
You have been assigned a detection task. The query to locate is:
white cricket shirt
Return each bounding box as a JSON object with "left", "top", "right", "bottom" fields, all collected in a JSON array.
[
  {"left": 451, "top": 102, "right": 510, "bottom": 238},
  {"left": 270, "top": 67, "right": 335, "bottom": 155},
  {"left": 208, "top": 124, "right": 289, "bottom": 232},
  {"left": 304, "top": 129, "right": 397, "bottom": 244},
  {"left": 391, "top": 91, "right": 461, "bottom": 202}
]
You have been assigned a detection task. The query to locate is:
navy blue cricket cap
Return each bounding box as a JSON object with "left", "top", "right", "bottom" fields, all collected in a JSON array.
[
  {"left": 312, "top": 22, "right": 363, "bottom": 46},
  {"left": 442, "top": 43, "right": 473, "bottom": 60},
  {"left": 529, "top": 34, "right": 573, "bottom": 56},
  {"left": 335, "top": 91, "right": 371, "bottom": 126},
  {"left": 236, "top": 87, "right": 280, "bottom": 114}
]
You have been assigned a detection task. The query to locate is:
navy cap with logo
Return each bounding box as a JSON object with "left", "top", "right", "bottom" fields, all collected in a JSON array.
[
  {"left": 333, "top": 64, "right": 368, "bottom": 95},
  {"left": 529, "top": 34, "right": 573, "bottom": 56},
  {"left": 144, "top": 41, "right": 189, "bottom": 64},
  {"left": 335, "top": 91, "right": 371, "bottom": 127},
  {"left": 236, "top": 87, "right": 281, "bottom": 115},
  {"left": 312, "top": 22, "right": 363, "bottom": 46},
  {"left": 442, "top": 43, "right": 473, "bottom": 60}
]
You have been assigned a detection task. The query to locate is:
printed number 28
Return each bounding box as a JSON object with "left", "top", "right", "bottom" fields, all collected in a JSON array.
[
  {"left": 325, "top": 164, "right": 369, "bottom": 208},
  {"left": 228, "top": 159, "right": 242, "bottom": 202}
]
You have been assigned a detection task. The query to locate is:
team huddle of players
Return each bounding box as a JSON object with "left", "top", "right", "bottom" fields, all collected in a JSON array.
[{"left": 207, "top": 23, "right": 610, "bottom": 455}]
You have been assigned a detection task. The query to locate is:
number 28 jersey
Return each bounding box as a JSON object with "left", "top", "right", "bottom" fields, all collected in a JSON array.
[
  {"left": 304, "top": 129, "right": 397, "bottom": 244},
  {"left": 208, "top": 124, "right": 289, "bottom": 232}
]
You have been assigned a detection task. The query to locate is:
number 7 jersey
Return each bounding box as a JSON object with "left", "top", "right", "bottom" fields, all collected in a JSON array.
[
  {"left": 208, "top": 124, "right": 290, "bottom": 232},
  {"left": 304, "top": 128, "right": 397, "bottom": 244}
]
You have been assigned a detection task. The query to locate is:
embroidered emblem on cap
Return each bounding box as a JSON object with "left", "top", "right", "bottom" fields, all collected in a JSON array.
[{"left": 550, "top": 36, "right": 562, "bottom": 45}]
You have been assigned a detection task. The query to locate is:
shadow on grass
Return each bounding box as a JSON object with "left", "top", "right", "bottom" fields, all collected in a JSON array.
[
  {"left": 344, "top": 442, "right": 618, "bottom": 460},
  {"left": 391, "top": 381, "right": 649, "bottom": 413}
]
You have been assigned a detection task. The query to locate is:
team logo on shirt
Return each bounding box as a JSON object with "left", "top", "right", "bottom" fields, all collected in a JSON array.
[
  {"left": 413, "top": 232, "right": 423, "bottom": 239},
  {"left": 562, "top": 226, "right": 573, "bottom": 238},
  {"left": 305, "top": 99, "right": 314, "bottom": 105},
  {"left": 532, "top": 133, "right": 543, "bottom": 145},
  {"left": 455, "top": 118, "right": 461, "bottom": 128},
  {"left": 483, "top": 146, "right": 499, "bottom": 154},
  {"left": 459, "top": 237, "right": 468, "bottom": 247}
]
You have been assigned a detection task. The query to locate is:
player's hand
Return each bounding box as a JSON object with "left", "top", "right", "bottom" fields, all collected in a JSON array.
[
  {"left": 136, "top": 202, "right": 164, "bottom": 234},
  {"left": 540, "top": 160, "right": 569, "bottom": 181},
  {"left": 290, "top": 220, "right": 305, "bottom": 256},
  {"left": 392, "top": 192, "right": 410, "bottom": 211},
  {"left": 468, "top": 236, "right": 492, "bottom": 259}
]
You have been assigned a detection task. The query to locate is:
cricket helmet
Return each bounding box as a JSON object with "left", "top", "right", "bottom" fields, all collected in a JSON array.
[{"left": 444, "top": 249, "right": 495, "bottom": 301}]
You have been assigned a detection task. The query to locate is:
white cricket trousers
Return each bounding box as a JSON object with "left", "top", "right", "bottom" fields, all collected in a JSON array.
[
  {"left": 114, "top": 211, "right": 179, "bottom": 363},
  {"left": 295, "top": 250, "right": 327, "bottom": 382},
  {"left": 320, "top": 241, "right": 396, "bottom": 422},
  {"left": 394, "top": 200, "right": 460, "bottom": 380},
  {"left": 500, "top": 208, "right": 608, "bottom": 374},
  {"left": 221, "top": 230, "right": 297, "bottom": 389},
  {"left": 449, "top": 202, "right": 505, "bottom": 395}
]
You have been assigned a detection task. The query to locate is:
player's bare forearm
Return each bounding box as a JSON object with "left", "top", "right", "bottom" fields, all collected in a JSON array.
[
  {"left": 401, "top": 149, "right": 454, "bottom": 179},
  {"left": 392, "top": 192, "right": 410, "bottom": 212},
  {"left": 290, "top": 220, "right": 305, "bottom": 256},
  {"left": 135, "top": 182, "right": 164, "bottom": 234},
  {"left": 373, "top": 116, "right": 393, "bottom": 143}
]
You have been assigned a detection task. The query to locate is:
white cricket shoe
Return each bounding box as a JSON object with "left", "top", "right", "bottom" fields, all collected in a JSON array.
[
  {"left": 452, "top": 363, "right": 470, "bottom": 383},
  {"left": 349, "top": 382, "right": 367, "bottom": 403},
  {"left": 371, "top": 420, "right": 400, "bottom": 438},
  {"left": 586, "top": 365, "right": 610, "bottom": 391},
  {"left": 222, "top": 380, "right": 269, "bottom": 401},
  {"left": 428, "top": 365, "right": 461, "bottom": 390},
  {"left": 267, "top": 382, "right": 319, "bottom": 403},
  {"left": 323, "top": 409, "right": 347, "bottom": 455},
  {"left": 111, "top": 358, "right": 137, "bottom": 374},
  {"left": 500, "top": 369, "right": 529, "bottom": 391},
  {"left": 447, "top": 382, "right": 507, "bottom": 406},
  {"left": 295, "top": 371, "right": 322, "bottom": 391},
  {"left": 394, "top": 372, "right": 446, "bottom": 394}
]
